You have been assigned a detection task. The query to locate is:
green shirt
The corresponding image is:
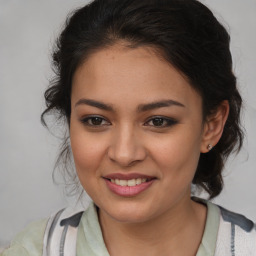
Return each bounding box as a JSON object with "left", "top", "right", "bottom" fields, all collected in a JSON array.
[{"left": 1, "top": 200, "right": 220, "bottom": 256}]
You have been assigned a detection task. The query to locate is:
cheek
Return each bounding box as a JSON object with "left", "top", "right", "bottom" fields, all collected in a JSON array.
[
  {"left": 72, "top": 138, "right": 100, "bottom": 163},
  {"left": 70, "top": 126, "right": 107, "bottom": 175},
  {"left": 149, "top": 129, "right": 202, "bottom": 178}
]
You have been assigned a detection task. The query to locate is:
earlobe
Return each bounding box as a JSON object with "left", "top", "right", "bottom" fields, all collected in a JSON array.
[{"left": 200, "top": 100, "right": 230, "bottom": 153}]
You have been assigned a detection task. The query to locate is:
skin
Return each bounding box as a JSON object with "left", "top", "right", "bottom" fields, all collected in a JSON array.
[{"left": 70, "top": 43, "right": 229, "bottom": 255}]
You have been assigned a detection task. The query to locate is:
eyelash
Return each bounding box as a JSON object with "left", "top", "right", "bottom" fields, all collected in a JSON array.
[
  {"left": 80, "top": 116, "right": 111, "bottom": 127},
  {"left": 80, "top": 115, "right": 178, "bottom": 128},
  {"left": 144, "top": 116, "right": 178, "bottom": 127}
]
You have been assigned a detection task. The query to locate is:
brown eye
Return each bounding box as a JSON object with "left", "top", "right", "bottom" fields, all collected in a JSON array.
[
  {"left": 152, "top": 118, "right": 164, "bottom": 126},
  {"left": 90, "top": 117, "right": 104, "bottom": 125},
  {"left": 80, "top": 116, "right": 111, "bottom": 127},
  {"left": 145, "top": 117, "right": 178, "bottom": 128}
]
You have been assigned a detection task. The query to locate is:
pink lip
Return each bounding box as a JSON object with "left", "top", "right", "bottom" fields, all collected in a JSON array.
[
  {"left": 104, "top": 178, "right": 155, "bottom": 197},
  {"left": 103, "top": 173, "right": 155, "bottom": 180}
]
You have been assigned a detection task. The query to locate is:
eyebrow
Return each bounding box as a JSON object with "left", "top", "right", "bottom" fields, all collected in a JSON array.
[
  {"left": 137, "top": 99, "right": 185, "bottom": 112},
  {"left": 75, "top": 98, "right": 185, "bottom": 112}
]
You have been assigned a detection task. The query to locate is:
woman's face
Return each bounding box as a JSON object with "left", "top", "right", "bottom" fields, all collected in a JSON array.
[{"left": 70, "top": 44, "right": 207, "bottom": 223}]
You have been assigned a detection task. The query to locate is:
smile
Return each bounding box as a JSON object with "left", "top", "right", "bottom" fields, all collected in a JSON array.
[
  {"left": 103, "top": 174, "right": 156, "bottom": 197},
  {"left": 110, "top": 178, "right": 148, "bottom": 186}
]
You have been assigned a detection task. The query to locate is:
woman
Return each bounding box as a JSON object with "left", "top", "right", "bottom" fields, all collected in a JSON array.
[{"left": 2, "top": 0, "right": 255, "bottom": 255}]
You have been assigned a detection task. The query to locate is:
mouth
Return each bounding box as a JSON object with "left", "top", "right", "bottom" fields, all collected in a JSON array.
[
  {"left": 104, "top": 177, "right": 154, "bottom": 187},
  {"left": 103, "top": 174, "right": 156, "bottom": 197}
]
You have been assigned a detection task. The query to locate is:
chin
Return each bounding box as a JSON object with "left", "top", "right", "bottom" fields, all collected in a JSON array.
[{"left": 99, "top": 200, "right": 158, "bottom": 224}]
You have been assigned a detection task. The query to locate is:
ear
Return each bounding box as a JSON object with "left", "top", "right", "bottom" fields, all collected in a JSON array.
[{"left": 200, "top": 100, "right": 229, "bottom": 153}]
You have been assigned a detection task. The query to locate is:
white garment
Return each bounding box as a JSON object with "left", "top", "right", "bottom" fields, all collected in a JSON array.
[
  {"left": 43, "top": 198, "right": 256, "bottom": 256},
  {"left": 215, "top": 205, "right": 256, "bottom": 256},
  {"left": 2, "top": 198, "right": 255, "bottom": 255}
]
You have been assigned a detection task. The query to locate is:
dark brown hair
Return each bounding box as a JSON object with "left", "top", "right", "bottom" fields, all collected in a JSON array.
[{"left": 42, "top": 0, "right": 243, "bottom": 199}]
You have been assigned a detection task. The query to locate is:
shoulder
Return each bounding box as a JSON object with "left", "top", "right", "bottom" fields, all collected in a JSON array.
[
  {"left": 1, "top": 204, "right": 88, "bottom": 256},
  {"left": 194, "top": 198, "right": 256, "bottom": 255},
  {"left": 218, "top": 205, "right": 255, "bottom": 233},
  {"left": 215, "top": 204, "right": 256, "bottom": 255},
  {"left": 1, "top": 219, "right": 48, "bottom": 256}
]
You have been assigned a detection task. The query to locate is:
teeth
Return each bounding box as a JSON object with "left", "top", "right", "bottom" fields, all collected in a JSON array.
[
  {"left": 110, "top": 178, "right": 149, "bottom": 186},
  {"left": 127, "top": 179, "right": 136, "bottom": 186},
  {"left": 136, "top": 178, "right": 141, "bottom": 185},
  {"left": 119, "top": 180, "right": 128, "bottom": 186}
]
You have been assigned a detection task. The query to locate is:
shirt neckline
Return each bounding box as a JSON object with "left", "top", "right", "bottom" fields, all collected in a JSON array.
[
  {"left": 193, "top": 197, "right": 220, "bottom": 256},
  {"left": 79, "top": 198, "right": 220, "bottom": 256}
]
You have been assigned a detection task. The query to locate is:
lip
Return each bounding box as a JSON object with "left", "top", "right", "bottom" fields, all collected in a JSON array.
[
  {"left": 103, "top": 173, "right": 156, "bottom": 197},
  {"left": 103, "top": 173, "right": 155, "bottom": 180}
]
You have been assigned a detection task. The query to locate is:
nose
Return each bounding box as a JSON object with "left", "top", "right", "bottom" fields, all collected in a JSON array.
[{"left": 107, "top": 124, "right": 147, "bottom": 167}]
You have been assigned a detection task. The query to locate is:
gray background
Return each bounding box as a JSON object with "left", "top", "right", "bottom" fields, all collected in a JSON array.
[{"left": 0, "top": 0, "right": 256, "bottom": 247}]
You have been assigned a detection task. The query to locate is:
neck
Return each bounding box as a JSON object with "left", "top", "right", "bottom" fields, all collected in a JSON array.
[{"left": 98, "top": 197, "right": 207, "bottom": 256}]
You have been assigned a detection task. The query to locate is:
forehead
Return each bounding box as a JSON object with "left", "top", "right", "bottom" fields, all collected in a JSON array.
[{"left": 72, "top": 44, "right": 202, "bottom": 110}]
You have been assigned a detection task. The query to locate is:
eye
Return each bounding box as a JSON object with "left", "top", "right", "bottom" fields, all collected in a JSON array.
[
  {"left": 80, "top": 115, "right": 111, "bottom": 127},
  {"left": 144, "top": 116, "right": 178, "bottom": 128}
]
